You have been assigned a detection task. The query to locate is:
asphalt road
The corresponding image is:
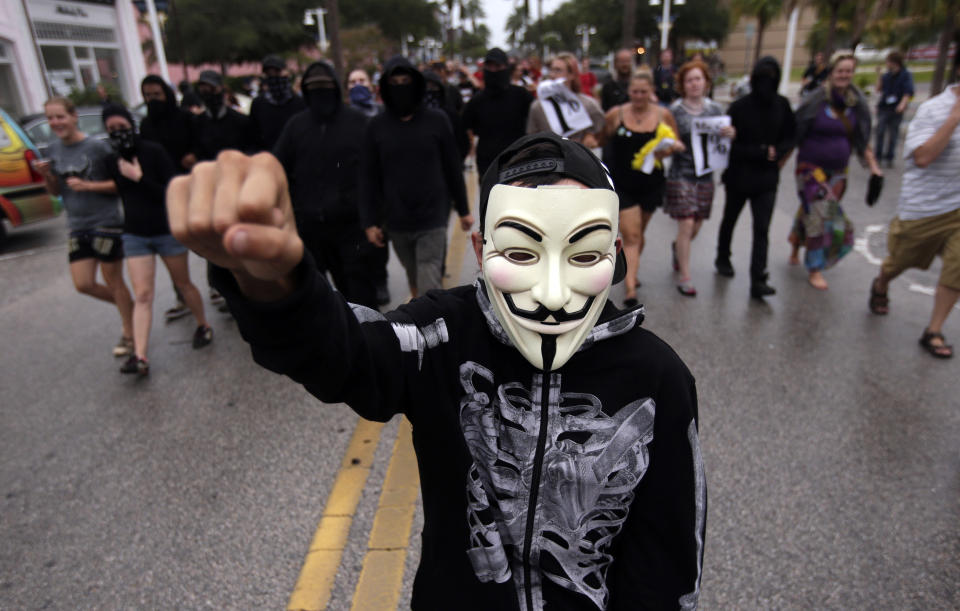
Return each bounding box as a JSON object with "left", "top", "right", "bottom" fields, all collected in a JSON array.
[{"left": 1, "top": 158, "right": 957, "bottom": 610}]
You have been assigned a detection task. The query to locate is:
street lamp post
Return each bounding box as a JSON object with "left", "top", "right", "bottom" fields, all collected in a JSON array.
[
  {"left": 575, "top": 24, "right": 597, "bottom": 60},
  {"left": 650, "top": 0, "right": 685, "bottom": 51},
  {"left": 303, "top": 8, "right": 328, "bottom": 53}
]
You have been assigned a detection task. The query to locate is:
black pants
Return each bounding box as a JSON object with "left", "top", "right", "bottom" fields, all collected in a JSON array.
[
  {"left": 716, "top": 187, "right": 776, "bottom": 282},
  {"left": 299, "top": 221, "right": 379, "bottom": 309}
]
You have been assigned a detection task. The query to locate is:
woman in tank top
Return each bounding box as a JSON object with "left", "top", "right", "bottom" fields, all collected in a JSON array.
[{"left": 602, "top": 70, "right": 681, "bottom": 307}]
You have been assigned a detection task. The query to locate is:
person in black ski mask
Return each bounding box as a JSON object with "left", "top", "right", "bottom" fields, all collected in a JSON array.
[
  {"left": 250, "top": 55, "right": 306, "bottom": 151},
  {"left": 140, "top": 75, "right": 198, "bottom": 174},
  {"left": 271, "top": 61, "right": 378, "bottom": 309},
  {"left": 715, "top": 56, "right": 797, "bottom": 299},
  {"left": 462, "top": 47, "right": 534, "bottom": 180},
  {"left": 359, "top": 56, "right": 472, "bottom": 299}
]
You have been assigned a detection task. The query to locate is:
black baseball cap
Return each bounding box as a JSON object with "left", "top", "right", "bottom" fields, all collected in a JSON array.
[{"left": 478, "top": 131, "right": 626, "bottom": 283}]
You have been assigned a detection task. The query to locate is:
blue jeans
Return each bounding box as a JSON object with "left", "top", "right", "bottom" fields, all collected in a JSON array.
[{"left": 874, "top": 107, "right": 903, "bottom": 162}]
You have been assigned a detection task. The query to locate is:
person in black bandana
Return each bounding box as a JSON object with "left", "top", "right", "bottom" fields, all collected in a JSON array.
[
  {"left": 359, "top": 56, "right": 472, "bottom": 299},
  {"left": 250, "top": 55, "right": 306, "bottom": 151},
  {"left": 462, "top": 47, "right": 534, "bottom": 181},
  {"left": 194, "top": 70, "right": 258, "bottom": 160},
  {"left": 424, "top": 69, "right": 469, "bottom": 162},
  {"left": 139, "top": 75, "right": 198, "bottom": 174},
  {"left": 101, "top": 104, "right": 212, "bottom": 376},
  {"left": 271, "top": 61, "right": 378, "bottom": 309},
  {"left": 715, "top": 56, "right": 797, "bottom": 300}
]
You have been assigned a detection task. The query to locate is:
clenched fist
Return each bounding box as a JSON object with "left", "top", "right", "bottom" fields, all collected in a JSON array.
[{"left": 166, "top": 151, "right": 304, "bottom": 300}]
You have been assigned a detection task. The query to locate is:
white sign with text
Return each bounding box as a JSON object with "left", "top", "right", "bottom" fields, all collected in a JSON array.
[
  {"left": 690, "top": 116, "right": 731, "bottom": 177},
  {"left": 536, "top": 78, "right": 593, "bottom": 137}
]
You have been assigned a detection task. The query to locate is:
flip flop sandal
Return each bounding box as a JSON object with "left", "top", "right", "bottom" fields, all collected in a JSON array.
[
  {"left": 869, "top": 278, "right": 889, "bottom": 315},
  {"left": 677, "top": 281, "right": 697, "bottom": 297},
  {"left": 919, "top": 329, "right": 953, "bottom": 359}
]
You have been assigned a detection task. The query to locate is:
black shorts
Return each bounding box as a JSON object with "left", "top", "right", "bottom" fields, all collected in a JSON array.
[
  {"left": 618, "top": 183, "right": 665, "bottom": 213},
  {"left": 67, "top": 227, "right": 125, "bottom": 263}
]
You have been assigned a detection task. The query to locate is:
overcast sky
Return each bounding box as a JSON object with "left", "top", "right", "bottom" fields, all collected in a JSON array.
[{"left": 482, "top": 0, "right": 566, "bottom": 50}]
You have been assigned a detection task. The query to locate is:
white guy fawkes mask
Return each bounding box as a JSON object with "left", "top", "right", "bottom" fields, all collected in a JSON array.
[{"left": 481, "top": 182, "right": 620, "bottom": 371}]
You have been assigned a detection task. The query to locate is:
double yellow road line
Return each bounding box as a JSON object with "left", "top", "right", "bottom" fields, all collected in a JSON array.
[{"left": 287, "top": 168, "right": 478, "bottom": 610}]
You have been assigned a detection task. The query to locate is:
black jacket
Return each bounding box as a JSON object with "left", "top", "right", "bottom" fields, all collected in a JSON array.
[
  {"left": 250, "top": 92, "right": 306, "bottom": 152},
  {"left": 195, "top": 107, "right": 258, "bottom": 161},
  {"left": 211, "top": 252, "right": 706, "bottom": 611},
  {"left": 108, "top": 139, "right": 176, "bottom": 237},
  {"left": 424, "top": 70, "right": 470, "bottom": 162},
  {"left": 724, "top": 58, "right": 797, "bottom": 194},
  {"left": 273, "top": 62, "right": 368, "bottom": 227},
  {"left": 359, "top": 56, "right": 469, "bottom": 232},
  {"left": 138, "top": 76, "right": 197, "bottom": 174}
]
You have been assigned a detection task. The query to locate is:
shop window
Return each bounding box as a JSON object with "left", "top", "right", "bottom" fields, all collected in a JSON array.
[
  {"left": 94, "top": 48, "right": 122, "bottom": 88},
  {"left": 75, "top": 47, "right": 91, "bottom": 60}
]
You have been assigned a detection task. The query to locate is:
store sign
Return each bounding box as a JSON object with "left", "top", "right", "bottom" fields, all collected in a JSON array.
[{"left": 56, "top": 5, "right": 89, "bottom": 18}]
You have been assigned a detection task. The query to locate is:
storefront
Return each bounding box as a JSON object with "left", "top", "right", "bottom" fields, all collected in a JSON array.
[{"left": 0, "top": 0, "right": 146, "bottom": 118}]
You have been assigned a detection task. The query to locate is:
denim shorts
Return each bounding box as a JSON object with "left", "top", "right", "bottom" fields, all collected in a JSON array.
[
  {"left": 121, "top": 233, "right": 188, "bottom": 258},
  {"left": 68, "top": 227, "right": 124, "bottom": 263}
]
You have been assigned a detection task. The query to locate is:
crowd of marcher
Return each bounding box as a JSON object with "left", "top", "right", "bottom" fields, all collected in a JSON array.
[{"left": 31, "top": 43, "right": 960, "bottom": 365}]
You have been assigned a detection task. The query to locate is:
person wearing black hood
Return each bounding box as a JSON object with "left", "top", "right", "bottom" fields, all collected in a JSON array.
[
  {"left": 462, "top": 47, "right": 534, "bottom": 180},
  {"left": 102, "top": 104, "right": 212, "bottom": 375},
  {"left": 194, "top": 70, "right": 258, "bottom": 160},
  {"left": 272, "top": 61, "right": 378, "bottom": 309},
  {"left": 715, "top": 56, "right": 796, "bottom": 299},
  {"left": 424, "top": 69, "right": 470, "bottom": 162},
  {"left": 140, "top": 75, "right": 198, "bottom": 174},
  {"left": 250, "top": 55, "right": 306, "bottom": 151},
  {"left": 360, "top": 56, "right": 472, "bottom": 299}
]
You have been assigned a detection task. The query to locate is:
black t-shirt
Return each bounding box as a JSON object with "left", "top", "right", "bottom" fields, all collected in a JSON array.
[
  {"left": 600, "top": 77, "right": 630, "bottom": 111},
  {"left": 108, "top": 139, "right": 176, "bottom": 237},
  {"left": 462, "top": 85, "right": 534, "bottom": 177},
  {"left": 195, "top": 108, "right": 258, "bottom": 160}
]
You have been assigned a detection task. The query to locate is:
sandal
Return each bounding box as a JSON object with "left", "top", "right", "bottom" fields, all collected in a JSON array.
[
  {"left": 919, "top": 329, "right": 953, "bottom": 359},
  {"left": 677, "top": 281, "right": 697, "bottom": 297},
  {"left": 869, "top": 278, "right": 889, "bottom": 315}
]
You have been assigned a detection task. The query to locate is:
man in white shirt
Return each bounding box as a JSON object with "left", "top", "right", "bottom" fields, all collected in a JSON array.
[{"left": 869, "top": 79, "right": 960, "bottom": 358}]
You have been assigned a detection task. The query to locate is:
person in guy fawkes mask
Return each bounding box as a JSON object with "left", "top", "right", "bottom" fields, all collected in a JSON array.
[
  {"left": 424, "top": 69, "right": 469, "bottom": 162},
  {"left": 271, "top": 61, "right": 377, "bottom": 309},
  {"left": 101, "top": 104, "right": 212, "bottom": 375},
  {"left": 359, "top": 56, "right": 472, "bottom": 299},
  {"left": 250, "top": 55, "right": 306, "bottom": 151},
  {"left": 194, "top": 70, "right": 258, "bottom": 160},
  {"left": 166, "top": 130, "right": 705, "bottom": 610},
  {"left": 716, "top": 56, "right": 796, "bottom": 299},
  {"left": 139, "top": 75, "right": 198, "bottom": 174},
  {"left": 462, "top": 47, "right": 534, "bottom": 182}
]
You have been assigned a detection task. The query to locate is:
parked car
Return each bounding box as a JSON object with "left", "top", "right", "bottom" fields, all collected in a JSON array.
[
  {"left": 19, "top": 106, "right": 109, "bottom": 158},
  {"left": 0, "top": 108, "right": 61, "bottom": 250},
  {"left": 854, "top": 44, "right": 893, "bottom": 63}
]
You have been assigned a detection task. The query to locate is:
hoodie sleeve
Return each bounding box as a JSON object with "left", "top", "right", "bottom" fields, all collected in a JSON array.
[
  {"left": 727, "top": 99, "right": 767, "bottom": 163},
  {"left": 435, "top": 112, "right": 470, "bottom": 217},
  {"left": 209, "top": 251, "right": 435, "bottom": 422},
  {"left": 607, "top": 352, "right": 705, "bottom": 610}
]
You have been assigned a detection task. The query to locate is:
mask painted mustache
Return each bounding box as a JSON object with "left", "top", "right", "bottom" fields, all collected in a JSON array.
[{"left": 504, "top": 293, "right": 595, "bottom": 325}]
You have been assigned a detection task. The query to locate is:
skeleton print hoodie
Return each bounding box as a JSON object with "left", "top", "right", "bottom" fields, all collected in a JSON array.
[{"left": 213, "top": 253, "right": 706, "bottom": 610}]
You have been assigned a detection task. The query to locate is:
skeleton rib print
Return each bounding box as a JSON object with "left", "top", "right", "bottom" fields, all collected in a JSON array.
[{"left": 459, "top": 360, "right": 656, "bottom": 610}]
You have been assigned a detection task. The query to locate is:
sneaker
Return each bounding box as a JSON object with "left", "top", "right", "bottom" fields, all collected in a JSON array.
[
  {"left": 164, "top": 301, "right": 190, "bottom": 322},
  {"left": 192, "top": 324, "right": 213, "bottom": 349},
  {"left": 715, "top": 258, "right": 735, "bottom": 277},
  {"left": 209, "top": 290, "right": 225, "bottom": 306},
  {"left": 113, "top": 336, "right": 134, "bottom": 358},
  {"left": 750, "top": 282, "right": 776, "bottom": 299},
  {"left": 120, "top": 355, "right": 149, "bottom": 376}
]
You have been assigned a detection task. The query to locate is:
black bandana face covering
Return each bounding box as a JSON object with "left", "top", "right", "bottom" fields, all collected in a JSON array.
[
  {"left": 146, "top": 99, "right": 167, "bottom": 118},
  {"left": 109, "top": 128, "right": 137, "bottom": 161},
  {"left": 387, "top": 83, "right": 417, "bottom": 117},
  {"left": 265, "top": 75, "right": 292, "bottom": 104},
  {"left": 308, "top": 88, "right": 339, "bottom": 122},
  {"left": 200, "top": 91, "right": 223, "bottom": 113}
]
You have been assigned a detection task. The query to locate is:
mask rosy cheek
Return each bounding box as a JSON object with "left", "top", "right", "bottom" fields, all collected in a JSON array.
[{"left": 486, "top": 260, "right": 531, "bottom": 293}]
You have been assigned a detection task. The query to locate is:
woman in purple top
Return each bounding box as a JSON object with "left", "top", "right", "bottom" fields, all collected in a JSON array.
[{"left": 789, "top": 51, "right": 883, "bottom": 290}]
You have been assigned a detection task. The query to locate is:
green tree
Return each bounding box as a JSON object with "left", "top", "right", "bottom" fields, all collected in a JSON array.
[
  {"left": 163, "top": 0, "right": 313, "bottom": 66},
  {"left": 731, "top": 0, "right": 785, "bottom": 63},
  {"left": 339, "top": 0, "right": 438, "bottom": 45}
]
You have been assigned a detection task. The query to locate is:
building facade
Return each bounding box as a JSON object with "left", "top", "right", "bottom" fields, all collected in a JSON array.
[{"left": 0, "top": 0, "right": 146, "bottom": 118}]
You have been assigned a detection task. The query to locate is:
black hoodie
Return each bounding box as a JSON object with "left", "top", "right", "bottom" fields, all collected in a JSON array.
[
  {"left": 250, "top": 77, "right": 306, "bottom": 151},
  {"left": 424, "top": 70, "right": 470, "bottom": 162},
  {"left": 723, "top": 57, "right": 797, "bottom": 193},
  {"left": 139, "top": 75, "right": 197, "bottom": 174},
  {"left": 272, "top": 61, "right": 369, "bottom": 227},
  {"left": 359, "top": 56, "right": 469, "bottom": 232}
]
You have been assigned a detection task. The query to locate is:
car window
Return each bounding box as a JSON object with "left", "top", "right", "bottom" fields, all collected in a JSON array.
[
  {"left": 26, "top": 122, "right": 52, "bottom": 146},
  {"left": 78, "top": 114, "right": 105, "bottom": 136}
]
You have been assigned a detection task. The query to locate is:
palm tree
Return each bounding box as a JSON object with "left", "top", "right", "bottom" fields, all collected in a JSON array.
[
  {"left": 732, "top": 0, "right": 785, "bottom": 63},
  {"left": 506, "top": 6, "right": 526, "bottom": 47},
  {"left": 461, "top": 0, "right": 485, "bottom": 32}
]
